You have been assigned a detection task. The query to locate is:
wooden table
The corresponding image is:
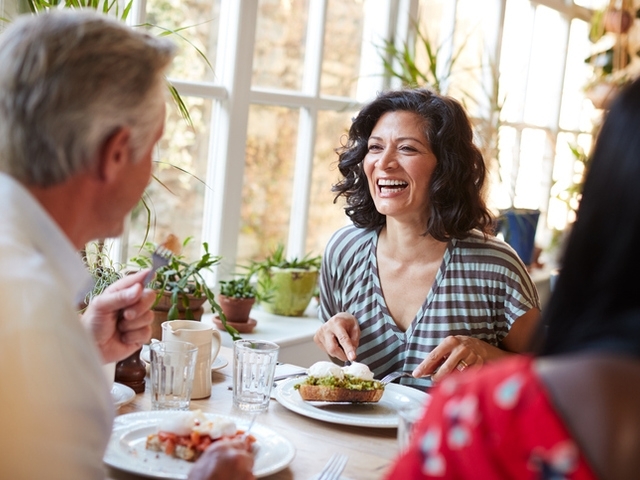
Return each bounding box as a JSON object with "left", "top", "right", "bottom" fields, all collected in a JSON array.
[{"left": 106, "top": 346, "right": 399, "bottom": 480}]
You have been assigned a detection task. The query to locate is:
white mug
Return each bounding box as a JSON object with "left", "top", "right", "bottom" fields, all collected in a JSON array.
[{"left": 161, "top": 320, "right": 221, "bottom": 399}]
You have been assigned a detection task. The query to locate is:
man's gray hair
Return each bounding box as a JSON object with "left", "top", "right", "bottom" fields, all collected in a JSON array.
[{"left": 0, "top": 10, "right": 176, "bottom": 186}]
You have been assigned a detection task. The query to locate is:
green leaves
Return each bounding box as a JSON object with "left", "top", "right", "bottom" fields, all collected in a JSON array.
[
  {"left": 219, "top": 277, "right": 256, "bottom": 299},
  {"left": 246, "top": 243, "right": 322, "bottom": 277},
  {"left": 129, "top": 238, "right": 241, "bottom": 341}
]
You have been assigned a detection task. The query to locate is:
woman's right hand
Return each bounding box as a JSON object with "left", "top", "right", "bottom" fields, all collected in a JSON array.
[
  {"left": 188, "top": 437, "right": 255, "bottom": 480},
  {"left": 314, "top": 312, "right": 360, "bottom": 362}
]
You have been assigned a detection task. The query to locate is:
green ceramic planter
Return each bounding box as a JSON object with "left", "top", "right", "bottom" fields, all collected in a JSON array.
[{"left": 257, "top": 267, "right": 318, "bottom": 316}]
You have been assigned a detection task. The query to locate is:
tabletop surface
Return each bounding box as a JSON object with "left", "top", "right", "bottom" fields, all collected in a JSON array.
[{"left": 106, "top": 346, "right": 402, "bottom": 480}]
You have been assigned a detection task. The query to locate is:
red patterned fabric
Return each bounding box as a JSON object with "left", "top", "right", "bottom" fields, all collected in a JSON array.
[{"left": 385, "top": 355, "right": 598, "bottom": 480}]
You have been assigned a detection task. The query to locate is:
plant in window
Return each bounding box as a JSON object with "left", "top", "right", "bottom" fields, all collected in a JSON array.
[
  {"left": 130, "top": 236, "right": 241, "bottom": 341},
  {"left": 246, "top": 244, "right": 321, "bottom": 317},
  {"left": 376, "top": 19, "right": 470, "bottom": 95},
  {"left": 80, "top": 242, "right": 124, "bottom": 311},
  {"left": 213, "top": 275, "right": 261, "bottom": 332},
  {"left": 584, "top": 2, "right": 639, "bottom": 110}
]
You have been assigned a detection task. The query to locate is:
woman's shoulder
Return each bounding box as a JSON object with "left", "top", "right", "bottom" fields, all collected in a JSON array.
[{"left": 453, "top": 230, "right": 530, "bottom": 273}]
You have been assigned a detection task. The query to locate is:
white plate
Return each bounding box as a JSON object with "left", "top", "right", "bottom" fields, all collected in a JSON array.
[
  {"left": 104, "top": 411, "right": 295, "bottom": 479},
  {"left": 111, "top": 383, "right": 136, "bottom": 408},
  {"left": 275, "top": 378, "right": 429, "bottom": 428},
  {"left": 140, "top": 345, "right": 228, "bottom": 371}
]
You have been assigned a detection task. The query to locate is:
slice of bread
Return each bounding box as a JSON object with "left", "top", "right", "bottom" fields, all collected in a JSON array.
[{"left": 298, "top": 384, "right": 384, "bottom": 403}]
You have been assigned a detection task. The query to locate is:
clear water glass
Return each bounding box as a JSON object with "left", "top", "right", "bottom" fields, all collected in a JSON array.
[
  {"left": 150, "top": 340, "right": 198, "bottom": 410},
  {"left": 233, "top": 339, "right": 280, "bottom": 413}
]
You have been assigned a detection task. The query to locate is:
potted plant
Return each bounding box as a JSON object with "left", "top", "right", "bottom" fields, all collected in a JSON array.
[
  {"left": 80, "top": 242, "right": 124, "bottom": 311},
  {"left": 213, "top": 275, "right": 262, "bottom": 333},
  {"left": 129, "top": 236, "right": 240, "bottom": 341},
  {"left": 81, "top": 242, "right": 148, "bottom": 392},
  {"left": 495, "top": 209, "right": 541, "bottom": 267},
  {"left": 247, "top": 244, "right": 321, "bottom": 317}
]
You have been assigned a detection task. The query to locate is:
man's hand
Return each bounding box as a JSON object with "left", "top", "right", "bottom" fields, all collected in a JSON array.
[
  {"left": 188, "top": 437, "right": 255, "bottom": 480},
  {"left": 313, "top": 312, "right": 360, "bottom": 362},
  {"left": 82, "top": 269, "right": 156, "bottom": 363}
]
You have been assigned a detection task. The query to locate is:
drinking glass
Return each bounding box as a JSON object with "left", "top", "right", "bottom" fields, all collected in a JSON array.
[
  {"left": 233, "top": 339, "right": 279, "bottom": 412},
  {"left": 397, "top": 404, "right": 425, "bottom": 452},
  {"left": 149, "top": 340, "right": 198, "bottom": 410}
]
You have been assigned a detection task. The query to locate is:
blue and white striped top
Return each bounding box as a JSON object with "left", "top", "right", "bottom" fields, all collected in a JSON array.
[{"left": 319, "top": 224, "right": 540, "bottom": 390}]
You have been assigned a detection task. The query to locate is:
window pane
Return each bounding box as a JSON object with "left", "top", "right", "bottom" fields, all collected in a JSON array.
[
  {"left": 145, "top": 0, "right": 220, "bottom": 82},
  {"left": 501, "top": 0, "right": 534, "bottom": 124},
  {"left": 306, "top": 110, "right": 355, "bottom": 256},
  {"left": 252, "top": 0, "right": 309, "bottom": 90},
  {"left": 238, "top": 105, "right": 299, "bottom": 264},
  {"left": 523, "top": 6, "right": 566, "bottom": 127},
  {"left": 127, "top": 97, "right": 212, "bottom": 262},
  {"left": 320, "top": 0, "right": 366, "bottom": 97},
  {"left": 448, "top": 0, "right": 492, "bottom": 110},
  {"left": 516, "top": 128, "right": 546, "bottom": 208},
  {"left": 548, "top": 131, "right": 591, "bottom": 230},
  {"left": 490, "top": 125, "right": 517, "bottom": 209},
  {"left": 559, "top": 18, "right": 597, "bottom": 131}
]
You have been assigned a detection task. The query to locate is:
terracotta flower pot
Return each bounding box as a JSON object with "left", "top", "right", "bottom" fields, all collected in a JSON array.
[
  {"left": 604, "top": 9, "right": 633, "bottom": 34},
  {"left": 218, "top": 294, "right": 256, "bottom": 323}
]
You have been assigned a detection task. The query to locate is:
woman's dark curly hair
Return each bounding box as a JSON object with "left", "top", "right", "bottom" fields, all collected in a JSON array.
[{"left": 333, "top": 87, "right": 494, "bottom": 241}]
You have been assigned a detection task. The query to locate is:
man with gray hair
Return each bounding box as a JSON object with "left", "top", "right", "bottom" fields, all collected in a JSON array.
[{"left": 0, "top": 10, "right": 254, "bottom": 480}]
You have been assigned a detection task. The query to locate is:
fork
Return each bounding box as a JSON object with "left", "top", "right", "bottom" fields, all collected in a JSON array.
[
  {"left": 142, "top": 244, "right": 173, "bottom": 285},
  {"left": 379, "top": 371, "right": 416, "bottom": 384},
  {"left": 316, "top": 453, "right": 348, "bottom": 480}
]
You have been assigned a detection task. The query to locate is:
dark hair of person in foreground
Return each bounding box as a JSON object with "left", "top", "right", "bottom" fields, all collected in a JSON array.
[{"left": 536, "top": 77, "right": 640, "bottom": 358}]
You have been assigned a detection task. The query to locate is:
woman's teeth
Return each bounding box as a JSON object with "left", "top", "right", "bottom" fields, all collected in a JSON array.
[{"left": 378, "top": 179, "right": 408, "bottom": 193}]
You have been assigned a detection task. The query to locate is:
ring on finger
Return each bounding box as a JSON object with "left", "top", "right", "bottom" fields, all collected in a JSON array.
[{"left": 456, "top": 359, "right": 469, "bottom": 372}]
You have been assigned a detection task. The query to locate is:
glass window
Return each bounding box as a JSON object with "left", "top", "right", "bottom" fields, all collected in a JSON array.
[
  {"left": 559, "top": 18, "right": 598, "bottom": 131},
  {"left": 320, "top": 0, "right": 366, "bottom": 97},
  {"left": 145, "top": 0, "right": 221, "bottom": 82},
  {"left": 238, "top": 105, "right": 300, "bottom": 264},
  {"left": 128, "top": 97, "right": 212, "bottom": 262},
  {"left": 306, "top": 110, "right": 356, "bottom": 256},
  {"left": 523, "top": 6, "right": 566, "bottom": 128},
  {"left": 252, "top": 0, "right": 309, "bottom": 90}
]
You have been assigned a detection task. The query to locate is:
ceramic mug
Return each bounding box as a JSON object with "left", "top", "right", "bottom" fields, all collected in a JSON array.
[{"left": 161, "top": 320, "right": 221, "bottom": 399}]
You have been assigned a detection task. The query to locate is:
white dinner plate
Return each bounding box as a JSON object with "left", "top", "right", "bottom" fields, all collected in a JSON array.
[
  {"left": 275, "top": 378, "right": 430, "bottom": 428},
  {"left": 111, "top": 383, "right": 136, "bottom": 408},
  {"left": 104, "top": 411, "right": 295, "bottom": 479},
  {"left": 140, "top": 345, "right": 229, "bottom": 371}
]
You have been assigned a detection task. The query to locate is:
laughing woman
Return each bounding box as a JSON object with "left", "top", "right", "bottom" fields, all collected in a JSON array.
[{"left": 314, "top": 88, "right": 541, "bottom": 390}]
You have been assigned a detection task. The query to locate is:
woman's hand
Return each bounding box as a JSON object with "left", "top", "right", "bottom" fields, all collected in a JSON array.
[
  {"left": 188, "top": 437, "right": 255, "bottom": 480},
  {"left": 314, "top": 312, "right": 361, "bottom": 362},
  {"left": 412, "top": 309, "right": 541, "bottom": 382},
  {"left": 412, "top": 335, "right": 509, "bottom": 382},
  {"left": 81, "top": 269, "right": 156, "bottom": 364}
]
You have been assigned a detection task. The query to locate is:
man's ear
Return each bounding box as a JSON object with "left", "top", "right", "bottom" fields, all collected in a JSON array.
[{"left": 97, "top": 127, "right": 131, "bottom": 182}]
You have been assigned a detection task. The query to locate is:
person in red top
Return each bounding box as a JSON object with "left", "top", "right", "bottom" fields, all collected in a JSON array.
[{"left": 385, "top": 76, "right": 640, "bottom": 480}]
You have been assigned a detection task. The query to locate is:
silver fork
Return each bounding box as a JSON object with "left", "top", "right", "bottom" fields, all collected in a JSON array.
[
  {"left": 316, "top": 453, "right": 348, "bottom": 480},
  {"left": 379, "top": 371, "right": 416, "bottom": 384},
  {"left": 142, "top": 244, "right": 173, "bottom": 285}
]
